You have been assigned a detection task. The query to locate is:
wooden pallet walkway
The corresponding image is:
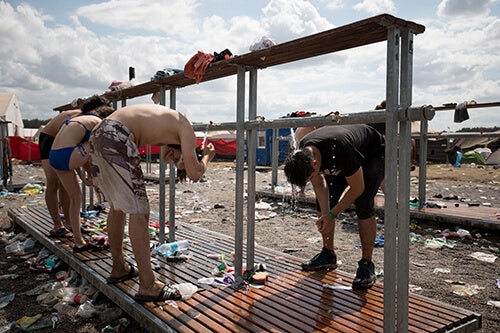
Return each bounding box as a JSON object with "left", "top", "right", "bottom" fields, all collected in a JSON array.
[
  {"left": 8, "top": 206, "right": 481, "bottom": 333},
  {"left": 257, "top": 190, "right": 500, "bottom": 231}
]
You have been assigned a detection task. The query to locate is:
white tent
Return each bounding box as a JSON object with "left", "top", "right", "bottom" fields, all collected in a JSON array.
[{"left": 0, "top": 93, "right": 24, "bottom": 136}]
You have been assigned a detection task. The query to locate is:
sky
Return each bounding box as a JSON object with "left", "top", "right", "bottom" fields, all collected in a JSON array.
[{"left": 0, "top": 0, "right": 499, "bottom": 132}]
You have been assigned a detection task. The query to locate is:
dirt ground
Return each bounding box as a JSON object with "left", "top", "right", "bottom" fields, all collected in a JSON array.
[{"left": 0, "top": 161, "right": 498, "bottom": 332}]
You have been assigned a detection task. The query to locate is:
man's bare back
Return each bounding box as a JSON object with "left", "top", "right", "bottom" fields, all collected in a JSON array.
[{"left": 107, "top": 104, "right": 191, "bottom": 147}]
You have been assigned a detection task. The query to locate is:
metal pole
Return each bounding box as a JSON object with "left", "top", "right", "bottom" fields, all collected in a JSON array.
[
  {"left": 418, "top": 120, "right": 429, "bottom": 206},
  {"left": 234, "top": 66, "right": 246, "bottom": 286},
  {"left": 246, "top": 68, "right": 258, "bottom": 271},
  {"left": 397, "top": 28, "right": 414, "bottom": 332},
  {"left": 384, "top": 26, "right": 400, "bottom": 333},
  {"left": 158, "top": 85, "right": 167, "bottom": 243},
  {"left": 168, "top": 88, "right": 177, "bottom": 243}
]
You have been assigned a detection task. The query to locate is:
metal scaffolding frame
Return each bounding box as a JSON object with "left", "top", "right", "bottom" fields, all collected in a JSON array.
[{"left": 54, "top": 14, "right": 429, "bottom": 332}]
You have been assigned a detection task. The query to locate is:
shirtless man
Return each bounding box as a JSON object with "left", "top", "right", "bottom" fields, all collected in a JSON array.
[
  {"left": 39, "top": 108, "right": 82, "bottom": 238},
  {"left": 89, "top": 104, "right": 216, "bottom": 301}
]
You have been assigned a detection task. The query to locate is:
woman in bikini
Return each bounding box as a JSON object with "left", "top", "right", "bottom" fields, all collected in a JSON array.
[
  {"left": 40, "top": 107, "right": 82, "bottom": 239},
  {"left": 49, "top": 96, "right": 115, "bottom": 252}
]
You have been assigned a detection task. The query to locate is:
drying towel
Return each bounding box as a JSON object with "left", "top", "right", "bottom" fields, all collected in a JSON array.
[{"left": 184, "top": 51, "right": 215, "bottom": 84}]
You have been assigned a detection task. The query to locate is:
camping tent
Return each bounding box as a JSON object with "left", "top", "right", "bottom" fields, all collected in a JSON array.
[
  {"left": 486, "top": 149, "right": 500, "bottom": 165},
  {"left": 460, "top": 150, "right": 486, "bottom": 165},
  {"left": 0, "top": 93, "right": 24, "bottom": 136}
]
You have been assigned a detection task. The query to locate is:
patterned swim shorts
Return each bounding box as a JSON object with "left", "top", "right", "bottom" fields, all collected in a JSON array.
[{"left": 89, "top": 119, "right": 149, "bottom": 215}]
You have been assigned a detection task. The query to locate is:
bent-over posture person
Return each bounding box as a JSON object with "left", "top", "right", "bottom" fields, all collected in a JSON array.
[
  {"left": 40, "top": 108, "right": 82, "bottom": 239},
  {"left": 89, "top": 104, "right": 216, "bottom": 301},
  {"left": 284, "top": 124, "right": 385, "bottom": 289},
  {"left": 49, "top": 96, "right": 114, "bottom": 252}
]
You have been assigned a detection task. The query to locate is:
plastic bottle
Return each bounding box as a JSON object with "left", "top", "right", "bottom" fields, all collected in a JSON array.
[
  {"left": 172, "top": 283, "right": 198, "bottom": 300},
  {"left": 155, "top": 240, "right": 191, "bottom": 256}
]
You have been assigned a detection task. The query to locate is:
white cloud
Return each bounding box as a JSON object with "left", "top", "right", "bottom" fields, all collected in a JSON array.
[
  {"left": 0, "top": 0, "right": 498, "bottom": 132},
  {"left": 324, "top": 0, "right": 346, "bottom": 10},
  {"left": 437, "top": 0, "right": 493, "bottom": 18},
  {"left": 262, "top": 0, "right": 333, "bottom": 41},
  {"left": 75, "top": 0, "right": 200, "bottom": 38},
  {"left": 353, "top": 0, "right": 396, "bottom": 14}
]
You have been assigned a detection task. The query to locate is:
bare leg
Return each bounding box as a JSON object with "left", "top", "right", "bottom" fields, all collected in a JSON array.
[
  {"left": 129, "top": 213, "right": 164, "bottom": 297},
  {"left": 320, "top": 210, "right": 335, "bottom": 250},
  {"left": 41, "top": 159, "right": 65, "bottom": 231},
  {"left": 358, "top": 216, "right": 377, "bottom": 260},
  {"left": 59, "top": 184, "right": 71, "bottom": 229},
  {"left": 106, "top": 209, "right": 132, "bottom": 279},
  {"left": 56, "top": 169, "right": 85, "bottom": 247}
]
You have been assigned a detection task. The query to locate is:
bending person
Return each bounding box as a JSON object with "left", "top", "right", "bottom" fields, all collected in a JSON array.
[
  {"left": 49, "top": 96, "right": 114, "bottom": 252},
  {"left": 89, "top": 104, "right": 215, "bottom": 302},
  {"left": 40, "top": 108, "right": 82, "bottom": 238},
  {"left": 284, "top": 124, "right": 384, "bottom": 289}
]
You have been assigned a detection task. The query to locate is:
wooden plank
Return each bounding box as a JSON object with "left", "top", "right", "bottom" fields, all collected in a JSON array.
[
  {"left": 8, "top": 207, "right": 481, "bottom": 333},
  {"left": 53, "top": 14, "right": 425, "bottom": 111}
]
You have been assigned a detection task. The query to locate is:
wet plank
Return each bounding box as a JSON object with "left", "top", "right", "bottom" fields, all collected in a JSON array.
[{"left": 8, "top": 207, "right": 481, "bottom": 333}]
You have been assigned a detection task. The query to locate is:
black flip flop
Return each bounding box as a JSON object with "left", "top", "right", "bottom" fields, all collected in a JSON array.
[
  {"left": 133, "top": 284, "right": 181, "bottom": 302},
  {"left": 48, "top": 227, "right": 73, "bottom": 239},
  {"left": 106, "top": 265, "right": 138, "bottom": 284}
]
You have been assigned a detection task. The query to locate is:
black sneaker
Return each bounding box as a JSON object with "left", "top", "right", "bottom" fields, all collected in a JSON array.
[
  {"left": 301, "top": 247, "right": 337, "bottom": 271},
  {"left": 352, "top": 259, "right": 376, "bottom": 289}
]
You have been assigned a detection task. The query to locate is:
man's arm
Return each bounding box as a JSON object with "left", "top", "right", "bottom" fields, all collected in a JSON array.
[
  {"left": 179, "top": 127, "right": 216, "bottom": 181},
  {"left": 334, "top": 167, "right": 365, "bottom": 214}
]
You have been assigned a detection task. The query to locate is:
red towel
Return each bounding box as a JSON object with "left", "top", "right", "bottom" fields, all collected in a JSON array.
[{"left": 184, "top": 51, "right": 215, "bottom": 83}]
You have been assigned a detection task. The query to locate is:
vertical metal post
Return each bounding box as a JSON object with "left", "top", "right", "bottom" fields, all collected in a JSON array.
[
  {"left": 81, "top": 181, "right": 86, "bottom": 212},
  {"left": 234, "top": 66, "right": 246, "bottom": 285},
  {"left": 397, "top": 28, "right": 414, "bottom": 332},
  {"left": 158, "top": 85, "right": 167, "bottom": 244},
  {"left": 271, "top": 134, "right": 278, "bottom": 187},
  {"left": 246, "top": 69, "right": 258, "bottom": 271},
  {"left": 0, "top": 123, "right": 4, "bottom": 188},
  {"left": 168, "top": 88, "right": 177, "bottom": 243},
  {"left": 418, "top": 121, "right": 429, "bottom": 206},
  {"left": 384, "top": 26, "right": 400, "bottom": 333},
  {"left": 271, "top": 128, "right": 279, "bottom": 172}
]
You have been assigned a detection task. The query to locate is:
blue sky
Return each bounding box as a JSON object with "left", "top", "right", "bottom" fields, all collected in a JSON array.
[{"left": 1, "top": 0, "right": 499, "bottom": 131}]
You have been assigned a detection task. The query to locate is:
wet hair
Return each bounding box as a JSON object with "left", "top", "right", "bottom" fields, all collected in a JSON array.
[
  {"left": 170, "top": 145, "right": 203, "bottom": 183},
  {"left": 283, "top": 149, "right": 315, "bottom": 187},
  {"left": 80, "top": 95, "right": 115, "bottom": 118}
]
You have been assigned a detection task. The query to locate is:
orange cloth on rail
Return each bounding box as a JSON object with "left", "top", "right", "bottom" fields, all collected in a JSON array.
[{"left": 184, "top": 51, "right": 215, "bottom": 83}]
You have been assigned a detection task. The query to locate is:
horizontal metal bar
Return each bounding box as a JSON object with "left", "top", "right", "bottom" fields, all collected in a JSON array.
[{"left": 192, "top": 105, "right": 435, "bottom": 132}]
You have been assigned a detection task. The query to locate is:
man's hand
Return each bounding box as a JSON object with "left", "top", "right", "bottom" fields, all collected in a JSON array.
[
  {"left": 316, "top": 214, "right": 335, "bottom": 235},
  {"left": 203, "top": 143, "right": 216, "bottom": 161}
]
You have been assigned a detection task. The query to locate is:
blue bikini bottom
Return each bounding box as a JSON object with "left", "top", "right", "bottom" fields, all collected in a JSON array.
[{"left": 49, "top": 146, "right": 76, "bottom": 171}]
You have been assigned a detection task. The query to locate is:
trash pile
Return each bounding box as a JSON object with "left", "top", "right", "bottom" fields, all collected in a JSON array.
[{"left": 0, "top": 232, "right": 132, "bottom": 332}]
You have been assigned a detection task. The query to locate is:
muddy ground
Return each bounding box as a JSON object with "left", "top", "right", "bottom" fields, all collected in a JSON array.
[{"left": 0, "top": 162, "right": 498, "bottom": 332}]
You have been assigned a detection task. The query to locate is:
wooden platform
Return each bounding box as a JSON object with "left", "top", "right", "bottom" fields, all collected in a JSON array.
[
  {"left": 257, "top": 190, "right": 500, "bottom": 231},
  {"left": 8, "top": 207, "right": 481, "bottom": 333}
]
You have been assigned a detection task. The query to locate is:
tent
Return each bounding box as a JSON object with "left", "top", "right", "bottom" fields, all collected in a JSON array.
[
  {"left": 485, "top": 149, "right": 500, "bottom": 165},
  {"left": 9, "top": 136, "right": 40, "bottom": 162},
  {"left": 0, "top": 93, "right": 24, "bottom": 136},
  {"left": 460, "top": 150, "right": 486, "bottom": 165},
  {"left": 139, "top": 131, "right": 237, "bottom": 160}
]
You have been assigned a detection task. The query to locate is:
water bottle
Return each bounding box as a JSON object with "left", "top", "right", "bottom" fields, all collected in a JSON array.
[
  {"left": 172, "top": 283, "right": 198, "bottom": 300},
  {"left": 155, "top": 240, "right": 191, "bottom": 256}
]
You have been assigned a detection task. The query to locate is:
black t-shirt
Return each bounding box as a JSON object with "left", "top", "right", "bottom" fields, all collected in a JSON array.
[{"left": 299, "top": 124, "right": 384, "bottom": 177}]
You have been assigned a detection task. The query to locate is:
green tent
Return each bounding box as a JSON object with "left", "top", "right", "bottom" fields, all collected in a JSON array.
[{"left": 460, "top": 150, "right": 486, "bottom": 165}]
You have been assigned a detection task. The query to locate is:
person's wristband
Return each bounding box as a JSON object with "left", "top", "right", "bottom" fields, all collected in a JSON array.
[{"left": 328, "top": 211, "right": 336, "bottom": 219}]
